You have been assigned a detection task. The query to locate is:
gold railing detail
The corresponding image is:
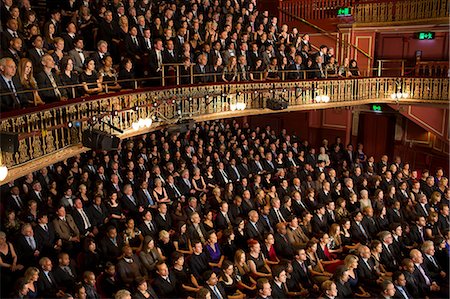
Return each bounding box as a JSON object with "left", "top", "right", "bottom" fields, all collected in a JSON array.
[
  {"left": 0, "top": 77, "right": 448, "bottom": 182},
  {"left": 353, "top": 0, "right": 449, "bottom": 24}
]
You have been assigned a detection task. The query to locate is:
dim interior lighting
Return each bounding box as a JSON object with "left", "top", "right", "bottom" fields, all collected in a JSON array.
[
  {"left": 0, "top": 165, "right": 8, "bottom": 181},
  {"left": 91, "top": 116, "right": 97, "bottom": 123},
  {"left": 189, "top": 97, "right": 193, "bottom": 101},
  {"left": 67, "top": 121, "right": 73, "bottom": 128},
  {"left": 315, "top": 95, "right": 330, "bottom": 103},
  {"left": 113, "top": 110, "right": 118, "bottom": 116},
  {"left": 134, "top": 106, "right": 139, "bottom": 111},
  {"left": 153, "top": 102, "right": 158, "bottom": 107},
  {"left": 222, "top": 93, "right": 227, "bottom": 97},
  {"left": 254, "top": 90, "right": 258, "bottom": 94},
  {"left": 131, "top": 117, "right": 153, "bottom": 130}
]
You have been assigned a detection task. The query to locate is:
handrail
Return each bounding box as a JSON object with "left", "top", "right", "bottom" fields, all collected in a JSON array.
[
  {"left": 0, "top": 65, "right": 425, "bottom": 105},
  {"left": 278, "top": 8, "right": 373, "bottom": 61},
  {"left": 0, "top": 76, "right": 448, "bottom": 182}
]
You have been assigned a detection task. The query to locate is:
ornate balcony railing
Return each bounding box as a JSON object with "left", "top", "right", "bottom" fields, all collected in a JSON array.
[
  {"left": 278, "top": 0, "right": 449, "bottom": 25},
  {"left": 353, "top": 0, "right": 449, "bottom": 24},
  {"left": 0, "top": 76, "right": 448, "bottom": 182}
]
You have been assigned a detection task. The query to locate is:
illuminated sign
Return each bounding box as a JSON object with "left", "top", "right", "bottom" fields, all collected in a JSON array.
[{"left": 415, "top": 32, "right": 435, "bottom": 40}]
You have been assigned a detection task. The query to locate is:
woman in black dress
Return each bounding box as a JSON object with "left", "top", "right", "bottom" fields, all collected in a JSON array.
[
  {"left": 250, "top": 59, "right": 265, "bottom": 81},
  {"left": 99, "top": 55, "right": 121, "bottom": 92},
  {"left": 221, "top": 229, "right": 237, "bottom": 261},
  {"left": 220, "top": 260, "right": 245, "bottom": 299},
  {"left": 79, "top": 58, "right": 102, "bottom": 96},
  {"left": 171, "top": 252, "right": 200, "bottom": 298},
  {"left": 173, "top": 222, "right": 192, "bottom": 255},
  {"left": 106, "top": 192, "right": 126, "bottom": 230},
  {"left": 0, "top": 231, "right": 24, "bottom": 297},
  {"left": 118, "top": 58, "right": 135, "bottom": 89}
]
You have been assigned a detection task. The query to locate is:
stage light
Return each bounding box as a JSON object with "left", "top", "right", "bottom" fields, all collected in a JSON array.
[{"left": 0, "top": 165, "right": 7, "bottom": 181}]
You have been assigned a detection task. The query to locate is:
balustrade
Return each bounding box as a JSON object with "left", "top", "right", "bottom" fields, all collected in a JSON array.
[{"left": 0, "top": 76, "right": 448, "bottom": 182}]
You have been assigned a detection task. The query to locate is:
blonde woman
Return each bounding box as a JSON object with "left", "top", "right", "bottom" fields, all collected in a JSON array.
[
  {"left": 23, "top": 266, "right": 40, "bottom": 298},
  {"left": 17, "top": 58, "right": 45, "bottom": 106}
]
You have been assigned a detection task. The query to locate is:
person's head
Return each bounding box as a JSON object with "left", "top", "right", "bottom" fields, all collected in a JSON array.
[
  {"left": 393, "top": 271, "right": 406, "bottom": 287},
  {"left": 381, "top": 280, "right": 396, "bottom": 298},
  {"left": 97, "top": 40, "right": 108, "bottom": 54},
  {"left": 273, "top": 265, "right": 287, "bottom": 283},
  {"left": 24, "top": 266, "right": 40, "bottom": 283},
  {"left": 58, "top": 252, "right": 70, "bottom": 266},
  {"left": 0, "top": 57, "right": 16, "bottom": 78},
  {"left": 155, "top": 261, "right": 169, "bottom": 277},
  {"left": 333, "top": 266, "right": 349, "bottom": 283},
  {"left": 344, "top": 254, "right": 359, "bottom": 269},
  {"left": 257, "top": 278, "right": 272, "bottom": 297},
  {"left": 410, "top": 249, "right": 423, "bottom": 264},
  {"left": 321, "top": 280, "right": 338, "bottom": 298},
  {"left": 196, "top": 287, "right": 211, "bottom": 299},
  {"left": 114, "top": 289, "right": 131, "bottom": 299},
  {"left": 203, "top": 270, "right": 218, "bottom": 286},
  {"left": 9, "top": 37, "right": 22, "bottom": 52}
]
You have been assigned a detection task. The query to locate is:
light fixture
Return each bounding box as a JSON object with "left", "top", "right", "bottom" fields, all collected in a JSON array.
[
  {"left": 315, "top": 95, "right": 330, "bottom": 103},
  {"left": 131, "top": 117, "right": 153, "bottom": 131},
  {"left": 390, "top": 92, "right": 409, "bottom": 100},
  {"left": 230, "top": 102, "right": 246, "bottom": 111},
  {"left": 0, "top": 165, "right": 7, "bottom": 181}
]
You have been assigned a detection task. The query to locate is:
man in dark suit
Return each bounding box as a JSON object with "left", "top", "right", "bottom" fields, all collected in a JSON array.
[
  {"left": 215, "top": 162, "right": 231, "bottom": 187},
  {"left": 409, "top": 216, "right": 427, "bottom": 245},
  {"left": 4, "top": 185, "right": 25, "bottom": 214},
  {"left": 2, "top": 37, "right": 23, "bottom": 65},
  {"left": 138, "top": 210, "right": 158, "bottom": 239},
  {"left": 245, "top": 210, "right": 266, "bottom": 242},
  {"left": 124, "top": 26, "right": 143, "bottom": 62},
  {"left": 35, "top": 54, "right": 68, "bottom": 102},
  {"left": 262, "top": 153, "right": 276, "bottom": 173},
  {"left": 351, "top": 211, "right": 371, "bottom": 244},
  {"left": 152, "top": 262, "right": 179, "bottom": 298},
  {"left": 37, "top": 257, "right": 64, "bottom": 298},
  {"left": 0, "top": 57, "right": 28, "bottom": 111},
  {"left": 292, "top": 248, "right": 316, "bottom": 291},
  {"left": 187, "top": 212, "right": 208, "bottom": 243},
  {"left": 203, "top": 270, "right": 227, "bottom": 299},
  {"left": 148, "top": 38, "right": 164, "bottom": 85},
  {"left": 421, "top": 240, "right": 447, "bottom": 282},
  {"left": 61, "top": 22, "right": 77, "bottom": 52},
  {"left": 15, "top": 223, "right": 42, "bottom": 266},
  {"left": 311, "top": 204, "right": 329, "bottom": 234},
  {"left": 357, "top": 245, "right": 382, "bottom": 291},
  {"left": 414, "top": 194, "right": 430, "bottom": 218},
  {"left": 72, "top": 198, "right": 95, "bottom": 237},
  {"left": 438, "top": 204, "right": 450, "bottom": 232},
  {"left": 193, "top": 53, "right": 211, "bottom": 83},
  {"left": 1, "top": 18, "right": 21, "bottom": 51},
  {"left": 165, "top": 175, "right": 183, "bottom": 202},
  {"left": 215, "top": 202, "right": 233, "bottom": 230},
  {"left": 379, "top": 231, "right": 400, "bottom": 272},
  {"left": 34, "top": 213, "right": 60, "bottom": 257},
  {"left": 121, "top": 184, "right": 144, "bottom": 219},
  {"left": 53, "top": 252, "right": 77, "bottom": 294},
  {"left": 287, "top": 55, "right": 305, "bottom": 80},
  {"left": 189, "top": 240, "right": 210, "bottom": 281},
  {"left": 88, "top": 195, "right": 109, "bottom": 229},
  {"left": 393, "top": 271, "right": 412, "bottom": 299},
  {"left": 273, "top": 223, "right": 294, "bottom": 260},
  {"left": 177, "top": 170, "right": 194, "bottom": 197},
  {"left": 97, "top": 10, "right": 119, "bottom": 61},
  {"left": 154, "top": 203, "right": 172, "bottom": 232},
  {"left": 99, "top": 226, "right": 125, "bottom": 263},
  {"left": 410, "top": 249, "right": 441, "bottom": 296},
  {"left": 90, "top": 40, "right": 110, "bottom": 71}
]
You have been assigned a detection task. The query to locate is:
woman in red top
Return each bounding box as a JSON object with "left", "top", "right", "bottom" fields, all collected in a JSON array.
[
  {"left": 317, "top": 233, "right": 344, "bottom": 273},
  {"left": 262, "top": 233, "right": 280, "bottom": 266}
]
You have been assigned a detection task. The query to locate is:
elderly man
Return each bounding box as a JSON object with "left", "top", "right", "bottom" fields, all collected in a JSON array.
[
  {"left": 36, "top": 54, "right": 68, "bottom": 102},
  {"left": 409, "top": 249, "right": 440, "bottom": 296},
  {"left": 0, "top": 57, "right": 28, "bottom": 110}
]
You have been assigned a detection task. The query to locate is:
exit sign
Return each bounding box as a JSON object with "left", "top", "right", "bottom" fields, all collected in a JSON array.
[
  {"left": 415, "top": 32, "right": 435, "bottom": 40},
  {"left": 337, "top": 7, "right": 351, "bottom": 16},
  {"left": 371, "top": 104, "right": 382, "bottom": 112}
]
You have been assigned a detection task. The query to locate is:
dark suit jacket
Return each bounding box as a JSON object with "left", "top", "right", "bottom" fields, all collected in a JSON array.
[
  {"left": 72, "top": 207, "right": 94, "bottom": 236},
  {"left": 154, "top": 213, "right": 172, "bottom": 232},
  {"left": 138, "top": 221, "right": 158, "bottom": 239},
  {"left": 379, "top": 243, "right": 399, "bottom": 272},
  {"left": 422, "top": 254, "right": 442, "bottom": 280},
  {"left": 274, "top": 232, "right": 294, "bottom": 260},
  {"left": 244, "top": 221, "right": 266, "bottom": 242},
  {"left": 193, "top": 64, "right": 211, "bottom": 83},
  {"left": 177, "top": 177, "right": 193, "bottom": 197},
  {"left": 1, "top": 48, "right": 23, "bottom": 65},
  {"left": 152, "top": 273, "right": 178, "bottom": 298},
  {"left": 412, "top": 265, "right": 432, "bottom": 296},
  {"left": 215, "top": 211, "right": 232, "bottom": 230},
  {"left": 291, "top": 259, "right": 313, "bottom": 288},
  {"left": 14, "top": 234, "right": 41, "bottom": 265},
  {"left": 132, "top": 286, "right": 159, "bottom": 299},
  {"left": 187, "top": 223, "right": 209, "bottom": 241},
  {"left": 311, "top": 214, "right": 329, "bottom": 234},
  {"left": 35, "top": 70, "right": 68, "bottom": 102},
  {"left": 0, "top": 75, "right": 28, "bottom": 111},
  {"left": 124, "top": 34, "right": 143, "bottom": 58},
  {"left": 357, "top": 258, "right": 379, "bottom": 288},
  {"left": 37, "top": 271, "right": 61, "bottom": 298},
  {"left": 287, "top": 63, "right": 306, "bottom": 80},
  {"left": 205, "top": 283, "right": 227, "bottom": 299},
  {"left": 351, "top": 221, "right": 370, "bottom": 244},
  {"left": 99, "top": 234, "right": 125, "bottom": 263},
  {"left": 87, "top": 204, "right": 109, "bottom": 228},
  {"left": 34, "top": 223, "right": 56, "bottom": 255},
  {"left": 409, "top": 225, "right": 426, "bottom": 245},
  {"left": 393, "top": 285, "right": 412, "bottom": 299},
  {"left": 53, "top": 265, "right": 77, "bottom": 293}
]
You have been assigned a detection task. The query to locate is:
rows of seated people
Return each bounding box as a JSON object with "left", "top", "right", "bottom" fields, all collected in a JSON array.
[
  {"left": 0, "top": 119, "right": 448, "bottom": 299},
  {"left": 0, "top": 0, "right": 362, "bottom": 112}
]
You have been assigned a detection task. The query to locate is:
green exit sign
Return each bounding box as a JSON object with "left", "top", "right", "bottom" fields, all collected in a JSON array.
[
  {"left": 415, "top": 32, "right": 435, "bottom": 40},
  {"left": 337, "top": 7, "right": 351, "bottom": 16},
  {"left": 372, "top": 104, "right": 382, "bottom": 112}
]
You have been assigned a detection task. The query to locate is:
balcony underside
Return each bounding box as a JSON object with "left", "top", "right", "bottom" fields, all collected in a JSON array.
[{"left": 1, "top": 77, "right": 448, "bottom": 183}]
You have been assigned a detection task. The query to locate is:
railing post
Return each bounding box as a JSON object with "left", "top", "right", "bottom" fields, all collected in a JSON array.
[
  {"left": 190, "top": 65, "right": 194, "bottom": 84},
  {"left": 176, "top": 65, "right": 180, "bottom": 86},
  {"left": 401, "top": 60, "right": 405, "bottom": 76},
  {"left": 162, "top": 67, "right": 165, "bottom": 86},
  {"left": 134, "top": 80, "right": 138, "bottom": 90},
  {"left": 377, "top": 60, "right": 382, "bottom": 77}
]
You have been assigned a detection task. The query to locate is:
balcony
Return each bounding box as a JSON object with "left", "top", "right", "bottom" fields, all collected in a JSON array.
[
  {"left": 0, "top": 70, "right": 448, "bottom": 183},
  {"left": 278, "top": 0, "right": 449, "bottom": 26}
]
